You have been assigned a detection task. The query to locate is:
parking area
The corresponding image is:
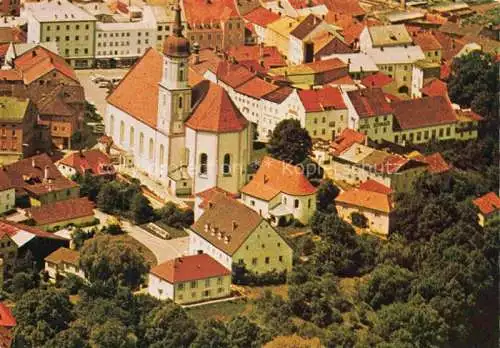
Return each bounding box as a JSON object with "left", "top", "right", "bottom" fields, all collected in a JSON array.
[{"left": 76, "top": 69, "right": 128, "bottom": 117}]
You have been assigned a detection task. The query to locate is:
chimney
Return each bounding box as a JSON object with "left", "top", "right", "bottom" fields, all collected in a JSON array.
[
  {"left": 32, "top": 50, "right": 36, "bottom": 57},
  {"left": 208, "top": 201, "right": 214, "bottom": 209},
  {"left": 263, "top": 174, "right": 269, "bottom": 183},
  {"left": 204, "top": 223, "right": 210, "bottom": 232},
  {"left": 232, "top": 221, "right": 238, "bottom": 232},
  {"left": 44, "top": 166, "right": 50, "bottom": 181},
  {"left": 32, "top": 158, "right": 36, "bottom": 168},
  {"left": 224, "top": 235, "right": 231, "bottom": 244},
  {"left": 79, "top": 148, "right": 84, "bottom": 157}
]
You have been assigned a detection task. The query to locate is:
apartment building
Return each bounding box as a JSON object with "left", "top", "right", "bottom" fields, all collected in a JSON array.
[
  {"left": 143, "top": 5, "right": 186, "bottom": 52},
  {"left": 24, "top": 0, "right": 97, "bottom": 68}
]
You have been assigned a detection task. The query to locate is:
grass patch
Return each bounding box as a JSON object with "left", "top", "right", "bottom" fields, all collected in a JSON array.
[{"left": 186, "top": 298, "right": 251, "bottom": 323}]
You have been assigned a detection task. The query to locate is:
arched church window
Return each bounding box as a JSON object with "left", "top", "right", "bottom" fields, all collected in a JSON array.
[
  {"left": 178, "top": 96, "right": 183, "bottom": 109},
  {"left": 223, "top": 153, "right": 231, "bottom": 175},
  {"left": 119, "top": 121, "right": 124, "bottom": 143},
  {"left": 179, "top": 69, "right": 184, "bottom": 81},
  {"left": 149, "top": 138, "right": 154, "bottom": 160},
  {"left": 200, "top": 153, "right": 208, "bottom": 175},
  {"left": 109, "top": 115, "right": 114, "bottom": 135},
  {"left": 159, "top": 144, "right": 165, "bottom": 166},
  {"left": 139, "top": 132, "right": 144, "bottom": 155},
  {"left": 129, "top": 127, "right": 135, "bottom": 147}
]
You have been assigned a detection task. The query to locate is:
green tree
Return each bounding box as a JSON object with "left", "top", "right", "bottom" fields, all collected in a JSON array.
[
  {"left": 316, "top": 179, "right": 339, "bottom": 212},
  {"left": 130, "top": 194, "right": 154, "bottom": 224},
  {"left": 373, "top": 298, "right": 449, "bottom": 347},
  {"left": 191, "top": 319, "right": 229, "bottom": 348},
  {"left": 79, "top": 235, "right": 149, "bottom": 288},
  {"left": 226, "top": 316, "right": 263, "bottom": 348},
  {"left": 73, "top": 172, "right": 104, "bottom": 201},
  {"left": 143, "top": 301, "right": 197, "bottom": 347},
  {"left": 360, "top": 263, "right": 415, "bottom": 309},
  {"left": 325, "top": 325, "right": 356, "bottom": 348},
  {"left": 96, "top": 183, "right": 120, "bottom": 213},
  {"left": 43, "top": 327, "right": 90, "bottom": 348},
  {"left": 156, "top": 202, "right": 194, "bottom": 228},
  {"left": 89, "top": 320, "right": 137, "bottom": 348},
  {"left": 13, "top": 289, "right": 74, "bottom": 347},
  {"left": 267, "top": 119, "right": 312, "bottom": 165}
]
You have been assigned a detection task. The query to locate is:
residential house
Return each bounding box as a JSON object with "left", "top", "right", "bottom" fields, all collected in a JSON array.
[
  {"left": 7, "top": 45, "right": 86, "bottom": 149},
  {"left": 0, "top": 0, "right": 20, "bottom": 16},
  {"left": 473, "top": 192, "right": 500, "bottom": 227},
  {"left": 335, "top": 180, "right": 393, "bottom": 235},
  {"left": 268, "top": 58, "right": 349, "bottom": 88},
  {"left": 0, "top": 303, "right": 16, "bottom": 348},
  {"left": 240, "top": 156, "right": 317, "bottom": 225},
  {"left": 188, "top": 192, "right": 293, "bottom": 273},
  {"left": 182, "top": 0, "right": 245, "bottom": 50},
  {"left": 148, "top": 254, "right": 231, "bottom": 304},
  {"left": 144, "top": 5, "right": 187, "bottom": 52},
  {"left": 0, "top": 220, "right": 69, "bottom": 273},
  {"left": 44, "top": 247, "right": 85, "bottom": 282},
  {"left": 0, "top": 171, "right": 14, "bottom": 215},
  {"left": 325, "top": 53, "right": 379, "bottom": 80},
  {"left": 454, "top": 108, "right": 483, "bottom": 141},
  {"left": 288, "top": 14, "right": 332, "bottom": 65},
  {"left": 226, "top": 44, "right": 287, "bottom": 72},
  {"left": 391, "top": 96, "right": 459, "bottom": 145},
  {"left": 410, "top": 152, "right": 452, "bottom": 175},
  {"left": 345, "top": 87, "right": 394, "bottom": 141},
  {"left": 24, "top": 0, "right": 97, "bottom": 68},
  {"left": 0, "top": 97, "right": 38, "bottom": 165},
  {"left": 331, "top": 141, "right": 428, "bottom": 192},
  {"left": 57, "top": 149, "right": 115, "bottom": 179},
  {"left": 298, "top": 86, "right": 348, "bottom": 140},
  {"left": 3, "top": 153, "right": 80, "bottom": 206},
  {"left": 265, "top": 16, "right": 301, "bottom": 59},
  {"left": 25, "top": 197, "right": 95, "bottom": 230},
  {"left": 194, "top": 186, "right": 235, "bottom": 221},
  {"left": 360, "top": 72, "right": 393, "bottom": 90},
  {"left": 411, "top": 31, "right": 442, "bottom": 64},
  {"left": 243, "top": 7, "right": 281, "bottom": 43}
]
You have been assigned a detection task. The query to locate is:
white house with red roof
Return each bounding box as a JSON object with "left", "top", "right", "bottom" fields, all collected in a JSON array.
[
  {"left": 105, "top": 6, "right": 252, "bottom": 197},
  {"left": 148, "top": 253, "right": 232, "bottom": 304},
  {"left": 57, "top": 149, "right": 115, "bottom": 179},
  {"left": 240, "top": 156, "right": 317, "bottom": 225}
]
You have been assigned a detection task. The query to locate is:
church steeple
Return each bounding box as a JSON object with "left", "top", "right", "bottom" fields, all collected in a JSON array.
[{"left": 163, "top": 0, "right": 190, "bottom": 58}]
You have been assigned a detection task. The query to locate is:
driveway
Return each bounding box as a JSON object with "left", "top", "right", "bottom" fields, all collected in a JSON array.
[{"left": 94, "top": 210, "right": 189, "bottom": 264}]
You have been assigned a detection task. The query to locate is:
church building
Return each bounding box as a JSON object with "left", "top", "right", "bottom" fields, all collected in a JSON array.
[{"left": 104, "top": 3, "right": 252, "bottom": 196}]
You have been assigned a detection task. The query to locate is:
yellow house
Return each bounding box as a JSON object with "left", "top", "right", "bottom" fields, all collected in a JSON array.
[
  {"left": 148, "top": 254, "right": 232, "bottom": 305},
  {"left": 0, "top": 171, "right": 15, "bottom": 215},
  {"left": 188, "top": 192, "right": 293, "bottom": 275},
  {"left": 473, "top": 192, "right": 500, "bottom": 227},
  {"left": 455, "top": 108, "right": 484, "bottom": 141},
  {"left": 265, "top": 16, "right": 300, "bottom": 59}
]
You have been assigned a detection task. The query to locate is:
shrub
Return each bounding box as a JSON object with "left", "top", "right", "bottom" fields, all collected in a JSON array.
[{"left": 351, "top": 212, "right": 368, "bottom": 228}]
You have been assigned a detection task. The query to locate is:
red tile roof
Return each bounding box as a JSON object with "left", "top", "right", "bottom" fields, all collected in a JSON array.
[
  {"left": 361, "top": 72, "right": 393, "bottom": 88},
  {"left": 14, "top": 46, "right": 78, "bottom": 85},
  {"left": 27, "top": 197, "right": 94, "bottom": 226},
  {"left": 107, "top": 48, "right": 163, "bottom": 128},
  {"left": 196, "top": 186, "right": 236, "bottom": 209},
  {"left": 412, "top": 31, "right": 442, "bottom": 51},
  {"left": 392, "top": 96, "right": 457, "bottom": 130},
  {"left": 432, "top": 31, "right": 467, "bottom": 61},
  {"left": 0, "top": 69, "right": 23, "bottom": 81},
  {"left": 329, "top": 74, "right": 356, "bottom": 85},
  {"left": 4, "top": 153, "right": 79, "bottom": 198},
  {"left": 150, "top": 254, "right": 230, "bottom": 283},
  {"left": 314, "top": 35, "right": 354, "bottom": 57},
  {"left": 186, "top": 80, "right": 248, "bottom": 133},
  {"left": 262, "top": 86, "right": 294, "bottom": 103},
  {"left": 420, "top": 152, "right": 452, "bottom": 174},
  {"left": 235, "top": 76, "right": 279, "bottom": 99},
  {"left": 358, "top": 179, "right": 392, "bottom": 194},
  {"left": 217, "top": 62, "right": 255, "bottom": 88},
  {"left": 183, "top": 0, "right": 239, "bottom": 24},
  {"left": 298, "top": 86, "right": 347, "bottom": 112},
  {"left": 330, "top": 128, "right": 366, "bottom": 155},
  {"left": 0, "top": 303, "right": 15, "bottom": 328},
  {"left": 227, "top": 45, "right": 286, "bottom": 70},
  {"left": 58, "top": 149, "right": 114, "bottom": 177},
  {"left": 342, "top": 22, "right": 365, "bottom": 45},
  {"left": 347, "top": 87, "right": 393, "bottom": 119},
  {"left": 473, "top": 192, "right": 500, "bottom": 216},
  {"left": 243, "top": 7, "right": 280, "bottom": 27},
  {"left": 421, "top": 78, "right": 448, "bottom": 97},
  {"left": 303, "top": 58, "right": 347, "bottom": 73},
  {"left": 455, "top": 108, "right": 484, "bottom": 122},
  {"left": 319, "top": 0, "right": 366, "bottom": 17},
  {"left": 336, "top": 187, "right": 392, "bottom": 213},
  {"left": 241, "top": 156, "right": 316, "bottom": 200}
]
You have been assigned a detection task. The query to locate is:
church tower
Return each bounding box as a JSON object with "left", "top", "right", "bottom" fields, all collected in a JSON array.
[{"left": 157, "top": 1, "right": 191, "bottom": 136}]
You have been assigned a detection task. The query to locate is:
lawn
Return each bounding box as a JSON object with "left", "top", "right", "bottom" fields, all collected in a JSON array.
[{"left": 186, "top": 298, "right": 251, "bottom": 323}]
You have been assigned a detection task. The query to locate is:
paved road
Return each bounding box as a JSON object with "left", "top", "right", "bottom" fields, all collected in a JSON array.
[{"left": 94, "top": 210, "right": 189, "bottom": 264}]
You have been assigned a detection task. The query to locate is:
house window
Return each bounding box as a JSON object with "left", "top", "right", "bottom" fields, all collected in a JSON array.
[
  {"left": 178, "top": 283, "right": 184, "bottom": 290},
  {"left": 139, "top": 132, "right": 144, "bottom": 154},
  {"left": 119, "top": 121, "right": 124, "bottom": 143},
  {"left": 205, "top": 279, "right": 210, "bottom": 286},
  {"left": 199, "top": 153, "right": 208, "bottom": 175},
  {"left": 190, "top": 281, "right": 197, "bottom": 288},
  {"left": 148, "top": 138, "right": 154, "bottom": 160},
  {"left": 159, "top": 145, "right": 165, "bottom": 166},
  {"left": 279, "top": 256, "right": 283, "bottom": 262},
  {"left": 217, "top": 277, "right": 223, "bottom": 285},
  {"left": 223, "top": 154, "right": 231, "bottom": 175},
  {"left": 129, "top": 127, "right": 135, "bottom": 146},
  {"left": 446, "top": 127, "right": 451, "bottom": 136},
  {"left": 265, "top": 257, "right": 270, "bottom": 264},
  {"left": 178, "top": 96, "right": 183, "bottom": 108},
  {"left": 252, "top": 258, "right": 257, "bottom": 265},
  {"left": 294, "top": 199, "right": 299, "bottom": 208}
]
